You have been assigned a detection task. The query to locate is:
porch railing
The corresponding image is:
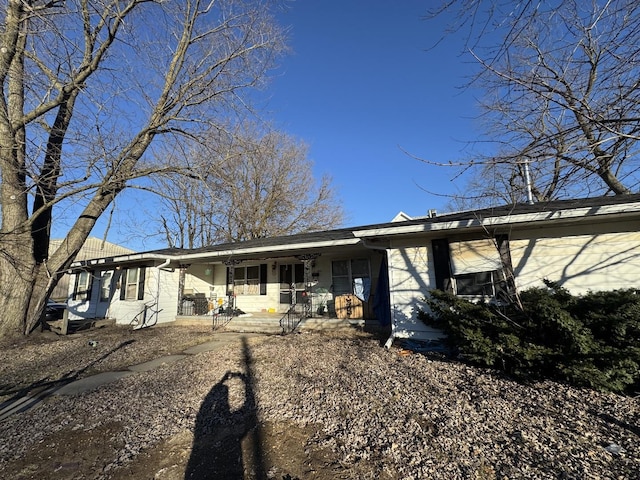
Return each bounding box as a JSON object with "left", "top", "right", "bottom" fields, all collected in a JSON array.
[
  {"left": 280, "top": 303, "right": 308, "bottom": 334},
  {"left": 179, "top": 295, "right": 210, "bottom": 316},
  {"left": 212, "top": 303, "right": 235, "bottom": 331}
]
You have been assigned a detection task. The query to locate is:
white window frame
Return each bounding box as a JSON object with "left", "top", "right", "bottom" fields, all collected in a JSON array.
[
  {"left": 331, "top": 259, "right": 370, "bottom": 296},
  {"left": 453, "top": 270, "right": 497, "bottom": 298},
  {"left": 100, "top": 271, "right": 113, "bottom": 302},
  {"left": 123, "top": 267, "right": 145, "bottom": 301},
  {"left": 233, "top": 265, "right": 260, "bottom": 296},
  {"left": 75, "top": 271, "right": 92, "bottom": 301},
  {"left": 449, "top": 239, "right": 503, "bottom": 300}
]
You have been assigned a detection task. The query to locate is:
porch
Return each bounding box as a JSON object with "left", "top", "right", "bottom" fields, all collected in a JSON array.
[{"left": 173, "top": 308, "right": 386, "bottom": 335}]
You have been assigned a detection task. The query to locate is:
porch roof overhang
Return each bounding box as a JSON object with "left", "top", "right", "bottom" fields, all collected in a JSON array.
[
  {"left": 68, "top": 253, "right": 176, "bottom": 271},
  {"left": 167, "top": 236, "right": 364, "bottom": 264},
  {"left": 69, "top": 235, "right": 364, "bottom": 271}
]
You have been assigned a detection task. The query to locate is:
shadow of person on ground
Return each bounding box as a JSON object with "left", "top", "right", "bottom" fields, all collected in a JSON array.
[{"left": 185, "top": 336, "right": 266, "bottom": 479}]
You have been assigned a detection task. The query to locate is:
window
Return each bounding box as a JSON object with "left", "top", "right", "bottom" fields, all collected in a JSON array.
[
  {"left": 331, "top": 259, "right": 370, "bottom": 296},
  {"left": 119, "top": 267, "right": 146, "bottom": 301},
  {"left": 449, "top": 239, "right": 502, "bottom": 275},
  {"left": 454, "top": 271, "right": 496, "bottom": 297},
  {"left": 100, "top": 271, "right": 113, "bottom": 302},
  {"left": 125, "top": 269, "right": 139, "bottom": 299},
  {"left": 73, "top": 270, "right": 93, "bottom": 301},
  {"left": 232, "top": 265, "right": 267, "bottom": 296},
  {"left": 449, "top": 239, "right": 503, "bottom": 299},
  {"left": 279, "top": 263, "right": 305, "bottom": 304}
]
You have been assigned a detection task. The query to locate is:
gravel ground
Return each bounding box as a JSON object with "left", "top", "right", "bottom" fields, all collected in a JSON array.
[{"left": 0, "top": 325, "right": 638, "bottom": 479}]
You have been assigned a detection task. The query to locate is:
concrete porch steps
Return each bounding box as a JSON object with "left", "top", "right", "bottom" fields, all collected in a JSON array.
[
  {"left": 175, "top": 314, "right": 284, "bottom": 334},
  {"left": 174, "top": 313, "right": 384, "bottom": 334}
]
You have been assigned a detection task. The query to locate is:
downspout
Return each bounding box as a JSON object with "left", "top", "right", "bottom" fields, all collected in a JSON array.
[
  {"left": 156, "top": 258, "right": 172, "bottom": 320},
  {"left": 360, "top": 238, "right": 396, "bottom": 349}
]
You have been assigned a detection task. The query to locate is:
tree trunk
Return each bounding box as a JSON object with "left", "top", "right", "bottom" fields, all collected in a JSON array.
[
  {"left": 0, "top": 231, "right": 36, "bottom": 337},
  {"left": 599, "top": 167, "right": 632, "bottom": 195}
]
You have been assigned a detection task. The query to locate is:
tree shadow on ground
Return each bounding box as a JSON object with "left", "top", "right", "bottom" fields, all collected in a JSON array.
[
  {"left": 185, "top": 336, "right": 266, "bottom": 479},
  {"left": 0, "top": 339, "right": 135, "bottom": 421}
]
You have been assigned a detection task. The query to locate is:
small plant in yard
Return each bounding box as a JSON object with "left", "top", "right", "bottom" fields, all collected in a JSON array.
[{"left": 419, "top": 281, "right": 640, "bottom": 394}]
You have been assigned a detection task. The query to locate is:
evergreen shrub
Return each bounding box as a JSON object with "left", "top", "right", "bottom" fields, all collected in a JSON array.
[{"left": 419, "top": 281, "right": 640, "bottom": 394}]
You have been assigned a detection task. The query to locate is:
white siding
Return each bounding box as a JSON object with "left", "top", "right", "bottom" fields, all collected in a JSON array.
[
  {"left": 108, "top": 267, "right": 179, "bottom": 326},
  {"left": 203, "top": 254, "right": 383, "bottom": 316},
  {"left": 385, "top": 220, "right": 640, "bottom": 341},
  {"left": 308, "top": 257, "right": 333, "bottom": 314},
  {"left": 184, "top": 264, "right": 214, "bottom": 296},
  {"left": 387, "top": 240, "right": 444, "bottom": 341},
  {"left": 510, "top": 224, "right": 640, "bottom": 294},
  {"left": 66, "top": 270, "right": 103, "bottom": 320},
  {"left": 225, "top": 262, "right": 279, "bottom": 313},
  {"left": 68, "top": 266, "right": 179, "bottom": 326},
  {"left": 155, "top": 268, "right": 180, "bottom": 323},
  {"left": 204, "top": 262, "right": 283, "bottom": 313},
  {"left": 50, "top": 238, "right": 134, "bottom": 302}
]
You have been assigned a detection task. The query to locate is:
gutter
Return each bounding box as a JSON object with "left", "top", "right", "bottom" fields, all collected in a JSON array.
[
  {"left": 353, "top": 202, "right": 640, "bottom": 238},
  {"left": 170, "top": 238, "right": 361, "bottom": 262},
  {"left": 156, "top": 258, "right": 172, "bottom": 324},
  {"left": 69, "top": 253, "right": 172, "bottom": 270},
  {"left": 69, "top": 238, "right": 362, "bottom": 270}
]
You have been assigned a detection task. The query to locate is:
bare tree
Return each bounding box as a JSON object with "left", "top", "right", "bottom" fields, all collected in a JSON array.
[
  {"left": 154, "top": 124, "right": 345, "bottom": 247},
  {"left": 0, "top": 0, "right": 286, "bottom": 337},
  {"left": 152, "top": 136, "right": 223, "bottom": 249},
  {"left": 425, "top": 0, "right": 640, "bottom": 204}
]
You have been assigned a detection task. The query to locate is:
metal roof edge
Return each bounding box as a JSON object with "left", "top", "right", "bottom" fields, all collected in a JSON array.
[
  {"left": 353, "top": 201, "right": 640, "bottom": 238},
  {"left": 69, "top": 253, "right": 173, "bottom": 269},
  {"left": 67, "top": 195, "right": 640, "bottom": 268},
  {"left": 172, "top": 237, "right": 362, "bottom": 262},
  {"left": 68, "top": 238, "right": 363, "bottom": 268}
]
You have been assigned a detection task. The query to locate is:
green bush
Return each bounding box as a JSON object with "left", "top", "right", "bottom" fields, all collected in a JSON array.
[{"left": 419, "top": 283, "right": 640, "bottom": 394}]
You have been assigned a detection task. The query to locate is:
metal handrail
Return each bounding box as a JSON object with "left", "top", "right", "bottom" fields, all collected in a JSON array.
[
  {"left": 279, "top": 303, "right": 308, "bottom": 334},
  {"left": 212, "top": 300, "right": 236, "bottom": 331}
]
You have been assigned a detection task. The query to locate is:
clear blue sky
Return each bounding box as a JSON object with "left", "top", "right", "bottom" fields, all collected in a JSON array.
[
  {"left": 264, "top": 0, "right": 482, "bottom": 226},
  {"left": 86, "top": 1, "right": 485, "bottom": 251}
]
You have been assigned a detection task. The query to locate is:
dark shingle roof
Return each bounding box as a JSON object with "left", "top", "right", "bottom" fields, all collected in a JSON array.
[
  {"left": 74, "top": 193, "right": 640, "bottom": 267},
  {"left": 422, "top": 193, "right": 640, "bottom": 224}
]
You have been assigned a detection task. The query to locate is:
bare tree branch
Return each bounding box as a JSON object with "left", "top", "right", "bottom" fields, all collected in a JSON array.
[
  {"left": 0, "top": 0, "right": 287, "bottom": 336},
  {"left": 426, "top": 0, "right": 640, "bottom": 204}
]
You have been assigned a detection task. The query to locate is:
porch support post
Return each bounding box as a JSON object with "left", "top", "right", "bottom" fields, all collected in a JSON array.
[
  {"left": 177, "top": 264, "right": 189, "bottom": 315},
  {"left": 223, "top": 259, "right": 242, "bottom": 313},
  {"left": 296, "top": 253, "right": 320, "bottom": 317}
]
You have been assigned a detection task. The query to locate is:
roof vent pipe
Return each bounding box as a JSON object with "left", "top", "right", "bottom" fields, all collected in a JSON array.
[{"left": 523, "top": 159, "right": 534, "bottom": 205}]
